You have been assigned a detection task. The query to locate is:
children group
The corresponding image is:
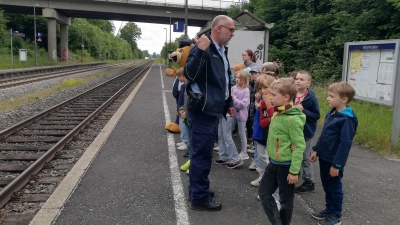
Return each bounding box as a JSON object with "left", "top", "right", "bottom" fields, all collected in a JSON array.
[{"left": 169, "top": 49, "right": 358, "bottom": 225}]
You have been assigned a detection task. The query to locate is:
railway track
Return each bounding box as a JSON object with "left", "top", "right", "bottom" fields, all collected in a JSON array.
[
  {"left": 0, "top": 61, "right": 135, "bottom": 90},
  {"left": 0, "top": 61, "right": 152, "bottom": 222}
]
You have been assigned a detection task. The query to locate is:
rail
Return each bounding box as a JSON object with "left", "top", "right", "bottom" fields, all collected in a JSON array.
[{"left": 0, "top": 62, "right": 106, "bottom": 80}]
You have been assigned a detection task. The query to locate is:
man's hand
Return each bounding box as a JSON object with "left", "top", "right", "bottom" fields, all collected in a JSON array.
[
  {"left": 228, "top": 107, "right": 235, "bottom": 117},
  {"left": 310, "top": 152, "right": 318, "bottom": 162},
  {"left": 179, "top": 110, "right": 186, "bottom": 119},
  {"left": 287, "top": 174, "right": 298, "bottom": 184},
  {"left": 330, "top": 167, "right": 339, "bottom": 177},
  {"left": 192, "top": 35, "right": 210, "bottom": 51}
]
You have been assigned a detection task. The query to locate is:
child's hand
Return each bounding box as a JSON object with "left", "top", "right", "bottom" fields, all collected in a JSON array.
[
  {"left": 290, "top": 144, "right": 296, "bottom": 151},
  {"left": 255, "top": 92, "right": 261, "bottom": 102},
  {"left": 287, "top": 174, "right": 298, "bottom": 184},
  {"left": 330, "top": 167, "right": 339, "bottom": 177},
  {"left": 297, "top": 103, "right": 304, "bottom": 111},
  {"left": 263, "top": 93, "right": 273, "bottom": 109},
  {"left": 231, "top": 93, "right": 235, "bottom": 99},
  {"left": 310, "top": 152, "right": 318, "bottom": 162}
]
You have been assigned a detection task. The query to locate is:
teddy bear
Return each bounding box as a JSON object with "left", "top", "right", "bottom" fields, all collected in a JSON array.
[{"left": 164, "top": 39, "right": 195, "bottom": 133}]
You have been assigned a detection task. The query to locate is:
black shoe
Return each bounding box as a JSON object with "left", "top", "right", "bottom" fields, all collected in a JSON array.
[
  {"left": 183, "top": 152, "right": 189, "bottom": 158},
  {"left": 187, "top": 191, "right": 215, "bottom": 201},
  {"left": 295, "top": 181, "right": 315, "bottom": 193},
  {"left": 214, "top": 159, "right": 230, "bottom": 165},
  {"left": 190, "top": 200, "right": 222, "bottom": 211}
]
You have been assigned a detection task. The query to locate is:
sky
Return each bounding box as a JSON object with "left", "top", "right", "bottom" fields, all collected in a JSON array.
[{"left": 112, "top": 21, "right": 200, "bottom": 55}]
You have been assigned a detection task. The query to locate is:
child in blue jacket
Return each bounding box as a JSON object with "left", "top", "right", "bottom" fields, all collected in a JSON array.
[
  {"left": 293, "top": 71, "right": 320, "bottom": 193},
  {"left": 310, "top": 82, "right": 358, "bottom": 225}
]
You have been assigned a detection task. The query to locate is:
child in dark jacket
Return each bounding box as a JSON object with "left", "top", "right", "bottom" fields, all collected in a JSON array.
[
  {"left": 310, "top": 82, "right": 358, "bottom": 225},
  {"left": 293, "top": 71, "right": 320, "bottom": 193}
]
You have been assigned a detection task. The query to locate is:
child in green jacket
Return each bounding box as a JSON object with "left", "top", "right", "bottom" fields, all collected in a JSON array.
[{"left": 258, "top": 78, "right": 306, "bottom": 225}]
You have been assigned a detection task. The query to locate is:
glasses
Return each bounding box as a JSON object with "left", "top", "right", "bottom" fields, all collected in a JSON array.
[{"left": 220, "top": 24, "right": 235, "bottom": 33}]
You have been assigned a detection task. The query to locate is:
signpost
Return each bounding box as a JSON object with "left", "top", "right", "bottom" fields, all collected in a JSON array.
[{"left": 173, "top": 21, "right": 185, "bottom": 33}]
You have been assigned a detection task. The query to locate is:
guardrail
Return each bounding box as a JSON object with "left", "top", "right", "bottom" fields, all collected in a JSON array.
[
  {"left": 0, "top": 62, "right": 106, "bottom": 80},
  {"left": 94, "top": 0, "right": 242, "bottom": 10}
]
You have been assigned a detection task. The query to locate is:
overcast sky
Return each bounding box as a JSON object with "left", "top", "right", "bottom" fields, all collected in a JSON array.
[
  {"left": 113, "top": 21, "right": 200, "bottom": 55},
  {"left": 110, "top": 0, "right": 238, "bottom": 54}
]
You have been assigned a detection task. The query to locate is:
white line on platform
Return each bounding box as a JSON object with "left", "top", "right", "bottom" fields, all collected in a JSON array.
[
  {"left": 160, "top": 64, "right": 165, "bottom": 89},
  {"left": 160, "top": 64, "right": 190, "bottom": 225}
]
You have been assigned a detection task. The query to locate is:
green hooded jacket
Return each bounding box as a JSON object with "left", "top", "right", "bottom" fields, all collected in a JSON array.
[{"left": 267, "top": 106, "right": 306, "bottom": 175}]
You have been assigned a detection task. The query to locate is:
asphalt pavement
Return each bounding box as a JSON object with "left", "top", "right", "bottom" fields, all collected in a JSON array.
[{"left": 53, "top": 64, "right": 400, "bottom": 225}]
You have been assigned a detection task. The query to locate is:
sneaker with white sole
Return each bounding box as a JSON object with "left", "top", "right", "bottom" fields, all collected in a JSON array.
[
  {"left": 239, "top": 152, "right": 250, "bottom": 160},
  {"left": 177, "top": 144, "right": 188, "bottom": 151},
  {"left": 177, "top": 142, "right": 186, "bottom": 147},
  {"left": 247, "top": 147, "right": 255, "bottom": 154},
  {"left": 250, "top": 176, "right": 262, "bottom": 187},
  {"left": 213, "top": 146, "right": 219, "bottom": 151},
  {"left": 226, "top": 161, "right": 243, "bottom": 169},
  {"left": 249, "top": 161, "right": 257, "bottom": 170}
]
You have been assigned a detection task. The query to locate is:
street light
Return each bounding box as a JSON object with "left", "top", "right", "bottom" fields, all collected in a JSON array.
[
  {"left": 34, "top": 4, "right": 39, "bottom": 67},
  {"left": 78, "top": 24, "right": 86, "bottom": 63},
  {"left": 166, "top": 11, "right": 172, "bottom": 68},
  {"left": 163, "top": 28, "right": 167, "bottom": 66}
]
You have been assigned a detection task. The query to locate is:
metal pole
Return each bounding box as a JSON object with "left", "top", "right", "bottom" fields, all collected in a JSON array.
[
  {"left": 81, "top": 25, "right": 83, "bottom": 63},
  {"left": 169, "top": 14, "right": 171, "bottom": 68},
  {"left": 184, "top": 0, "right": 188, "bottom": 39},
  {"left": 164, "top": 28, "right": 167, "bottom": 66},
  {"left": 10, "top": 29, "right": 13, "bottom": 68},
  {"left": 34, "top": 5, "right": 37, "bottom": 67}
]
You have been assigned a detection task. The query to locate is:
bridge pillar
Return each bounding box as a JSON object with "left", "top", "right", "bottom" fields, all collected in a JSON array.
[
  {"left": 60, "top": 25, "right": 68, "bottom": 62},
  {"left": 47, "top": 19, "right": 57, "bottom": 61},
  {"left": 43, "top": 8, "right": 71, "bottom": 62}
]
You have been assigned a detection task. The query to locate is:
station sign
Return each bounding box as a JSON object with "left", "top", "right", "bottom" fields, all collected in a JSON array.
[{"left": 173, "top": 21, "right": 184, "bottom": 32}]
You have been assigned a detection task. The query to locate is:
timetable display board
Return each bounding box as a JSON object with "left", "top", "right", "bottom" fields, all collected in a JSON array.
[{"left": 342, "top": 40, "right": 400, "bottom": 106}]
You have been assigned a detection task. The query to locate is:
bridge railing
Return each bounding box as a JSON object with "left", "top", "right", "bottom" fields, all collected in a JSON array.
[{"left": 94, "top": 0, "right": 242, "bottom": 10}]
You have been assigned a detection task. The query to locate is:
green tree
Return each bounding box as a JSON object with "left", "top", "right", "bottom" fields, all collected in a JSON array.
[{"left": 87, "top": 19, "right": 114, "bottom": 33}]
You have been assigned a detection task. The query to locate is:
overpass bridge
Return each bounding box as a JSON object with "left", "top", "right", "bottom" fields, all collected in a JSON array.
[{"left": 0, "top": 0, "right": 233, "bottom": 61}]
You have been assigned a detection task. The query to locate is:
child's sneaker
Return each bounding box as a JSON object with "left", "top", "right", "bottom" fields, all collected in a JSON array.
[
  {"left": 177, "top": 142, "right": 186, "bottom": 147},
  {"left": 318, "top": 214, "right": 341, "bottom": 225},
  {"left": 250, "top": 176, "right": 262, "bottom": 187},
  {"left": 247, "top": 148, "right": 255, "bottom": 154},
  {"left": 295, "top": 181, "right": 315, "bottom": 193},
  {"left": 249, "top": 161, "right": 257, "bottom": 170},
  {"left": 226, "top": 161, "right": 243, "bottom": 169},
  {"left": 177, "top": 144, "right": 188, "bottom": 151},
  {"left": 180, "top": 160, "right": 190, "bottom": 171},
  {"left": 214, "top": 159, "right": 230, "bottom": 165},
  {"left": 312, "top": 209, "right": 330, "bottom": 220},
  {"left": 239, "top": 152, "right": 250, "bottom": 160}
]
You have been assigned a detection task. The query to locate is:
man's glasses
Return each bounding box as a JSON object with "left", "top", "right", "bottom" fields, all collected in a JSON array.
[{"left": 220, "top": 24, "right": 235, "bottom": 33}]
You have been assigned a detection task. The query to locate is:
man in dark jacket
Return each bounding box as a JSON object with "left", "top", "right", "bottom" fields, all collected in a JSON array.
[{"left": 184, "top": 15, "right": 235, "bottom": 211}]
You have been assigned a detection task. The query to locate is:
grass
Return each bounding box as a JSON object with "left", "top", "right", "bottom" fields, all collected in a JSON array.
[
  {"left": 312, "top": 84, "right": 400, "bottom": 157},
  {"left": 0, "top": 67, "right": 126, "bottom": 114}
]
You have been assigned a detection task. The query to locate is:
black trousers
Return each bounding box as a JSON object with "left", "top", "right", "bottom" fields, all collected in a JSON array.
[{"left": 259, "top": 163, "right": 295, "bottom": 225}]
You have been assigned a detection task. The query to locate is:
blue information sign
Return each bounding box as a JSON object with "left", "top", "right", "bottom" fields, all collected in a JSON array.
[
  {"left": 173, "top": 21, "right": 185, "bottom": 32},
  {"left": 36, "top": 32, "right": 42, "bottom": 38}
]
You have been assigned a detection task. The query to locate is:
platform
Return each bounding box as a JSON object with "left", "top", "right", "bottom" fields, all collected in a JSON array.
[{"left": 29, "top": 64, "right": 400, "bottom": 225}]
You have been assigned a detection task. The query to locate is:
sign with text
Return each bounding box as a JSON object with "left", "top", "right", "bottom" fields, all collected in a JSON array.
[{"left": 173, "top": 21, "right": 184, "bottom": 32}]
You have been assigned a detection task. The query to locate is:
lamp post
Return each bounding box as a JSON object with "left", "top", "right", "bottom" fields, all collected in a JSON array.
[
  {"left": 166, "top": 11, "right": 172, "bottom": 68},
  {"left": 163, "top": 27, "right": 167, "bottom": 66},
  {"left": 34, "top": 4, "right": 39, "bottom": 67},
  {"left": 78, "top": 24, "right": 85, "bottom": 63}
]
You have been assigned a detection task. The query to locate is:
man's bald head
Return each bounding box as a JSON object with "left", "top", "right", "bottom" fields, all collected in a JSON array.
[{"left": 211, "top": 15, "right": 233, "bottom": 30}]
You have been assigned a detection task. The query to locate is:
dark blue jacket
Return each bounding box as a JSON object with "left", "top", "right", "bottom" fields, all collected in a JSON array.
[
  {"left": 172, "top": 77, "right": 180, "bottom": 100},
  {"left": 312, "top": 107, "right": 358, "bottom": 169},
  {"left": 184, "top": 34, "right": 233, "bottom": 117},
  {"left": 177, "top": 83, "right": 186, "bottom": 109},
  {"left": 294, "top": 89, "right": 320, "bottom": 141}
]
